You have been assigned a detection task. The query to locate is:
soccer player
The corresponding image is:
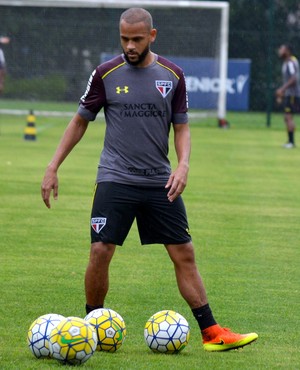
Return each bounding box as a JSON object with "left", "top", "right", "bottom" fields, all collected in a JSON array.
[
  {"left": 276, "top": 44, "right": 300, "bottom": 148},
  {"left": 41, "top": 8, "right": 258, "bottom": 352},
  {"left": 0, "top": 36, "right": 10, "bottom": 95}
]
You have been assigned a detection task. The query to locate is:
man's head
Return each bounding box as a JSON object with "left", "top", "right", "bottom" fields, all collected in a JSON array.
[
  {"left": 0, "top": 36, "right": 10, "bottom": 45},
  {"left": 119, "top": 8, "right": 157, "bottom": 67},
  {"left": 278, "top": 44, "right": 293, "bottom": 60}
]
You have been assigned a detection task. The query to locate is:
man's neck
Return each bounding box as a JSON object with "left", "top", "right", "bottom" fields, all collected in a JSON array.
[{"left": 138, "top": 52, "right": 155, "bottom": 68}]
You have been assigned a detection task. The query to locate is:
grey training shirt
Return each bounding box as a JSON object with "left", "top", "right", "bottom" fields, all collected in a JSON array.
[
  {"left": 78, "top": 54, "right": 188, "bottom": 186},
  {"left": 282, "top": 56, "right": 300, "bottom": 97}
]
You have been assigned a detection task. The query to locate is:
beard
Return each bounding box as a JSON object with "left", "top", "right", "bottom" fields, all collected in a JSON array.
[
  {"left": 279, "top": 53, "right": 286, "bottom": 60},
  {"left": 123, "top": 45, "right": 150, "bottom": 66}
]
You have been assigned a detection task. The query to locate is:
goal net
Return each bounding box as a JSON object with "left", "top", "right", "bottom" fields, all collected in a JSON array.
[{"left": 0, "top": 0, "right": 229, "bottom": 119}]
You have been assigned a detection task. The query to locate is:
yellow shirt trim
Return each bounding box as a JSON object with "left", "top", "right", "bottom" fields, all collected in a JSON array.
[
  {"left": 102, "top": 62, "right": 126, "bottom": 79},
  {"left": 156, "top": 61, "right": 180, "bottom": 80}
]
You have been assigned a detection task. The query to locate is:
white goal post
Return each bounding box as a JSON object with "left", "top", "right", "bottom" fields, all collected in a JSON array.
[{"left": 0, "top": 0, "right": 229, "bottom": 120}]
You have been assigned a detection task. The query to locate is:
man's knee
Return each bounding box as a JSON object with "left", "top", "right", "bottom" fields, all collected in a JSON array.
[
  {"left": 90, "top": 242, "right": 116, "bottom": 264},
  {"left": 284, "top": 113, "right": 294, "bottom": 125},
  {"left": 166, "top": 242, "right": 196, "bottom": 265}
]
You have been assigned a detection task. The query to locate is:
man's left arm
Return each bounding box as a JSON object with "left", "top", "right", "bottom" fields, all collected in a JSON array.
[{"left": 165, "top": 123, "right": 191, "bottom": 202}]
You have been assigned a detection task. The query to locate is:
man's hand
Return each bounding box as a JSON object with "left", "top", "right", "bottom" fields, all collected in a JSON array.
[
  {"left": 275, "top": 88, "right": 284, "bottom": 104},
  {"left": 41, "top": 166, "right": 59, "bottom": 209},
  {"left": 165, "top": 163, "right": 189, "bottom": 202},
  {"left": 276, "top": 87, "right": 284, "bottom": 98}
]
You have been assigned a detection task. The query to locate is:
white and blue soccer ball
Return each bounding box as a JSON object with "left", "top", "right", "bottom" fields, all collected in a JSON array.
[
  {"left": 144, "top": 310, "right": 190, "bottom": 354},
  {"left": 27, "top": 313, "right": 65, "bottom": 358}
]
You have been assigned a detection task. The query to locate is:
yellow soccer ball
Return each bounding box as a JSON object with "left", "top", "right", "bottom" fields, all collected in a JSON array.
[
  {"left": 49, "top": 316, "right": 97, "bottom": 365},
  {"left": 84, "top": 308, "right": 126, "bottom": 352}
]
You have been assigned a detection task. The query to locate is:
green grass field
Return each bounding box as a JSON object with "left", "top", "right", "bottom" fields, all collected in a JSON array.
[{"left": 0, "top": 101, "right": 299, "bottom": 369}]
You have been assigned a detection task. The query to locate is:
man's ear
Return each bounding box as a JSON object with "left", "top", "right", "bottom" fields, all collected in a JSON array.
[{"left": 150, "top": 28, "right": 157, "bottom": 43}]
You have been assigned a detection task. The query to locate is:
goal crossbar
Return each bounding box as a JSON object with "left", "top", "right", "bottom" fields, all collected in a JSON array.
[{"left": 0, "top": 1, "right": 228, "bottom": 10}]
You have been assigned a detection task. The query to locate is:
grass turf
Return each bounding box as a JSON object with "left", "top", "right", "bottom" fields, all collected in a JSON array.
[{"left": 0, "top": 103, "right": 299, "bottom": 369}]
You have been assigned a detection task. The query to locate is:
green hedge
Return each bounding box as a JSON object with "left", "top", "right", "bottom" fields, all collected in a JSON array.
[{"left": 3, "top": 74, "right": 67, "bottom": 101}]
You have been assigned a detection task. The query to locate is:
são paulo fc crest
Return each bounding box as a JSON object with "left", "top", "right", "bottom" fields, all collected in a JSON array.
[
  {"left": 155, "top": 80, "right": 173, "bottom": 98},
  {"left": 91, "top": 217, "right": 106, "bottom": 234}
]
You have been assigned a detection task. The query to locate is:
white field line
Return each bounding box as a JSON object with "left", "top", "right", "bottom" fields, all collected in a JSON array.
[{"left": 0, "top": 109, "right": 75, "bottom": 117}]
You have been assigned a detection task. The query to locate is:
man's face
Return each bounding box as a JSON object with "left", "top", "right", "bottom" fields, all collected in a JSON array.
[
  {"left": 278, "top": 45, "right": 288, "bottom": 59},
  {"left": 120, "top": 20, "right": 156, "bottom": 66}
]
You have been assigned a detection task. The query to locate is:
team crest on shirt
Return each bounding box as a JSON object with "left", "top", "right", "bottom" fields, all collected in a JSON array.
[
  {"left": 155, "top": 80, "right": 173, "bottom": 98},
  {"left": 91, "top": 217, "right": 107, "bottom": 233}
]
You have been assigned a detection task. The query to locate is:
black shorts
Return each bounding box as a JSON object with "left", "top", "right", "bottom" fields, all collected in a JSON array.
[
  {"left": 284, "top": 96, "right": 300, "bottom": 114},
  {"left": 90, "top": 182, "right": 191, "bottom": 246}
]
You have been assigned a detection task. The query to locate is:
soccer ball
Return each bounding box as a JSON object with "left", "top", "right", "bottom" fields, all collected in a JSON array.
[
  {"left": 144, "top": 310, "right": 190, "bottom": 354},
  {"left": 27, "top": 313, "right": 65, "bottom": 358},
  {"left": 84, "top": 308, "right": 126, "bottom": 352},
  {"left": 49, "top": 316, "right": 97, "bottom": 365}
]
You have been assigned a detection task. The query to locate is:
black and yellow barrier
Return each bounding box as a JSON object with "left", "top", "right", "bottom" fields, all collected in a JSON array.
[{"left": 24, "top": 110, "right": 37, "bottom": 140}]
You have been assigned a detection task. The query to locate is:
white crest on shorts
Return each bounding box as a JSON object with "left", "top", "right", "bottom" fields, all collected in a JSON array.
[{"left": 91, "top": 217, "right": 106, "bottom": 233}]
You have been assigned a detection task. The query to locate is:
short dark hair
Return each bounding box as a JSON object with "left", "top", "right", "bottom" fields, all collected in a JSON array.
[{"left": 120, "top": 8, "right": 153, "bottom": 31}]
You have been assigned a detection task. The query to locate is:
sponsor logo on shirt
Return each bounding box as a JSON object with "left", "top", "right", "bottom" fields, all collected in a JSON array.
[
  {"left": 116, "top": 86, "right": 129, "bottom": 94},
  {"left": 155, "top": 80, "right": 173, "bottom": 98},
  {"left": 120, "top": 103, "right": 166, "bottom": 118},
  {"left": 128, "top": 167, "right": 166, "bottom": 176}
]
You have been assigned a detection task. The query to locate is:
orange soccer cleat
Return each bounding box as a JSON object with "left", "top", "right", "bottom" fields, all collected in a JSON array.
[{"left": 202, "top": 324, "right": 258, "bottom": 352}]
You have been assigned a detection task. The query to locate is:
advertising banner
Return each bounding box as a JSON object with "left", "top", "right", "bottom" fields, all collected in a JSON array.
[{"left": 169, "top": 57, "right": 251, "bottom": 111}]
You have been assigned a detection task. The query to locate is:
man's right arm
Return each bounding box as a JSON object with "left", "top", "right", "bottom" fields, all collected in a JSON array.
[
  {"left": 276, "top": 60, "right": 297, "bottom": 98},
  {"left": 0, "top": 69, "right": 5, "bottom": 94},
  {"left": 41, "top": 113, "right": 89, "bottom": 208}
]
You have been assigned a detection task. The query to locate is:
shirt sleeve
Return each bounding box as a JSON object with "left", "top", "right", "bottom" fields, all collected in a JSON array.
[
  {"left": 77, "top": 67, "right": 107, "bottom": 122},
  {"left": 287, "top": 61, "right": 296, "bottom": 76},
  {"left": 171, "top": 70, "right": 189, "bottom": 124},
  {"left": 0, "top": 49, "right": 5, "bottom": 69}
]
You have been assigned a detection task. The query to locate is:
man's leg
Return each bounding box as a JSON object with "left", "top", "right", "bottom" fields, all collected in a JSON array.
[
  {"left": 165, "top": 242, "right": 258, "bottom": 351},
  {"left": 284, "top": 112, "right": 296, "bottom": 147},
  {"left": 165, "top": 242, "right": 208, "bottom": 309},
  {"left": 85, "top": 242, "right": 116, "bottom": 313}
]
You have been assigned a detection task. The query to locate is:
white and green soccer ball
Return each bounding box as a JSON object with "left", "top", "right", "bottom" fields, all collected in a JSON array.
[
  {"left": 84, "top": 308, "right": 126, "bottom": 352},
  {"left": 27, "top": 313, "right": 65, "bottom": 358},
  {"left": 49, "top": 316, "right": 97, "bottom": 365},
  {"left": 144, "top": 310, "right": 190, "bottom": 354}
]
